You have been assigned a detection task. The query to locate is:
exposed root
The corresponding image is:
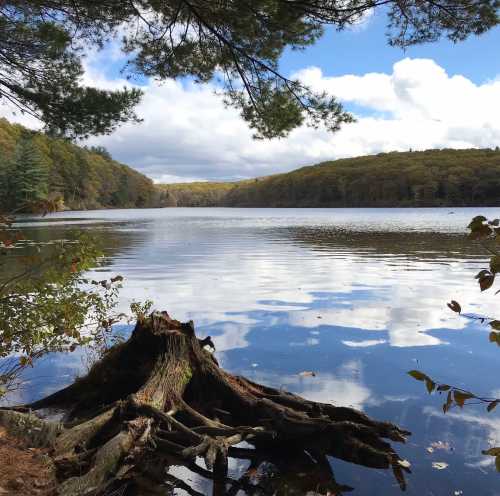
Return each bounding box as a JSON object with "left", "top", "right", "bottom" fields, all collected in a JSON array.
[{"left": 0, "top": 311, "right": 411, "bottom": 495}]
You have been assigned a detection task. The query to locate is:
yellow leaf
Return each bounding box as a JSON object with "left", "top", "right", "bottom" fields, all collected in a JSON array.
[
  {"left": 482, "top": 447, "right": 500, "bottom": 456},
  {"left": 408, "top": 370, "right": 429, "bottom": 382},
  {"left": 426, "top": 379, "right": 436, "bottom": 394},
  {"left": 490, "top": 321, "right": 500, "bottom": 331},
  {"left": 453, "top": 391, "right": 474, "bottom": 408}
]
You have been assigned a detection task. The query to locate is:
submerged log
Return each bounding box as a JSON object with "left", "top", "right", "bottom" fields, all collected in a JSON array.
[{"left": 1, "top": 311, "right": 411, "bottom": 495}]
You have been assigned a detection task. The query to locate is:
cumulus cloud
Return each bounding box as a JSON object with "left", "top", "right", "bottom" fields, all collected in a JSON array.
[
  {"left": 2, "top": 56, "right": 499, "bottom": 182},
  {"left": 86, "top": 57, "right": 500, "bottom": 182}
]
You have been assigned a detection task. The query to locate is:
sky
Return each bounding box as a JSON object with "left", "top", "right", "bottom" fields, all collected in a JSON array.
[{"left": 3, "top": 10, "right": 500, "bottom": 183}]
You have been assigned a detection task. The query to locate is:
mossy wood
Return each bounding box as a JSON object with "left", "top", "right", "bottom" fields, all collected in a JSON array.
[{"left": 0, "top": 312, "right": 411, "bottom": 495}]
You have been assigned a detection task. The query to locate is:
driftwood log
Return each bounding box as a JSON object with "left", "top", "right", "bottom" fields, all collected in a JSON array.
[{"left": 0, "top": 311, "right": 411, "bottom": 495}]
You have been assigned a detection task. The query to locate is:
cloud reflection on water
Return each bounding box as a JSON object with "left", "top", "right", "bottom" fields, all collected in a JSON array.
[{"left": 9, "top": 208, "right": 500, "bottom": 495}]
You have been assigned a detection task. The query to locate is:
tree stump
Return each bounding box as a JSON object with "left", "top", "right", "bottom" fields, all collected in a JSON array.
[{"left": 0, "top": 311, "right": 411, "bottom": 495}]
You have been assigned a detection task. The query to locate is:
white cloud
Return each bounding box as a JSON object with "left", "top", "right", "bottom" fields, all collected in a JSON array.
[
  {"left": 87, "top": 57, "right": 500, "bottom": 181},
  {"left": 2, "top": 56, "right": 500, "bottom": 182}
]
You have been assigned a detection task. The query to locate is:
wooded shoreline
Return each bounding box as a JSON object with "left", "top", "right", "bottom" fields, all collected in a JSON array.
[{"left": 2, "top": 118, "right": 500, "bottom": 213}]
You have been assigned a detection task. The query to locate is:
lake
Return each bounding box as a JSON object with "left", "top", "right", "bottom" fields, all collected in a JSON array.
[{"left": 7, "top": 207, "right": 500, "bottom": 495}]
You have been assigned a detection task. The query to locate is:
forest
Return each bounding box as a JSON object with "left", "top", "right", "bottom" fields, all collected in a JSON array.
[
  {"left": 2, "top": 115, "right": 499, "bottom": 212},
  {"left": 158, "top": 148, "right": 500, "bottom": 208},
  {"left": 0, "top": 119, "right": 156, "bottom": 212}
]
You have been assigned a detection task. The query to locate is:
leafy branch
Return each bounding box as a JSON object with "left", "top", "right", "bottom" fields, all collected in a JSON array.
[{"left": 408, "top": 214, "right": 500, "bottom": 471}]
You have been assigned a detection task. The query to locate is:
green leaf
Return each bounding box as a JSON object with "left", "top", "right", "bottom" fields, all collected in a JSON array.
[
  {"left": 496, "top": 456, "right": 500, "bottom": 472},
  {"left": 408, "top": 370, "right": 429, "bottom": 382},
  {"left": 490, "top": 321, "right": 500, "bottom": 331}
]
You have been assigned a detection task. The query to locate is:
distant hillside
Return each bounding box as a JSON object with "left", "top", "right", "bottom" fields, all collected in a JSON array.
[
  {"left": 0, "top": 119, "right": 156, "bottom": 211},
  {"left": 158, "top": 149, "right": 500, "bottom": 207},
  {"left": 156, "top": 181, "right": 238, "bottom": 207},
  {"left": 3, "top": 118, "right": 499, "bottom": 212}
]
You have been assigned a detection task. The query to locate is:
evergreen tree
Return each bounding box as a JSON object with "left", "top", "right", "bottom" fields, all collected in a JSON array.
[
  {"left": 0, "top": 150, "right": 14, "bottom": 210},
  {"left": 0, "top": 2, "right": 497, "bottom": 139},
  {"left": 11, "top": 136, "right": 49, "bottom": 210}
]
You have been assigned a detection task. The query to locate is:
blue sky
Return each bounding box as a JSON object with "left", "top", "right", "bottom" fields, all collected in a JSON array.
[
  {"left": 3, "top": 11, "right": 500, "bottom": 183},
  {"left": 281, "top": 14, "right": 500, "bottom": 84}
]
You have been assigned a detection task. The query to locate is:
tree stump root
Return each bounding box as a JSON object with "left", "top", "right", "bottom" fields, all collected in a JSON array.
[{"left": 0, "top": 311, "right": 411, "bottom": 495}]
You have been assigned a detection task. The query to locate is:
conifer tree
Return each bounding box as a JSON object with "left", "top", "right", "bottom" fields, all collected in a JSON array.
[{"left": 11, "top": 136, "right": 49, "bottom": 210}]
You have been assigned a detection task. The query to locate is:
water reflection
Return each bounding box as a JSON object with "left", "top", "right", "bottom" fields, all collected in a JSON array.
[{"left": 5, "top": 208, "right": 500, "bottom": 494}]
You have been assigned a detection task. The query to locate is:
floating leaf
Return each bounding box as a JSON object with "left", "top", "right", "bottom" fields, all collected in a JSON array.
[
  {"left": 430, "top": 441, "right": 451, "bottom": 451},
  {"left": 432, "top": 462, "right": 449, "bottom": 470},
  {"left": 447, "top": 301, "right": 461, "bottom": 314},
  {"left": 298, "top": 371, "right": 316, "bottom": 377},
  {"left": 487, "top": 400, "right": 499, "bottom": 412}
]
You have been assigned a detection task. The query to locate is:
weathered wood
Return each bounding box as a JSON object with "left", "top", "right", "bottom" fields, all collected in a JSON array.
[{"left": 0, "top": 311, "right": 411, "bottom": 495}]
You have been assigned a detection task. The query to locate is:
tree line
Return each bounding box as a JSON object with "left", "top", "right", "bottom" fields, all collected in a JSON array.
[
  {"left": 159, "top": 148, "right": 500, "bottom": 208},
  {"left": 0, "top": 119, "right": 156, "bottom": 212},
  {"left": 3, "top": 117, "right": 499, "bottom": 212}
]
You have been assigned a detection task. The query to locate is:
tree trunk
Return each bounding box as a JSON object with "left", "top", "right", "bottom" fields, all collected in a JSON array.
[{"left": 0, "top": 311, "right": 411, "bottom": 495}]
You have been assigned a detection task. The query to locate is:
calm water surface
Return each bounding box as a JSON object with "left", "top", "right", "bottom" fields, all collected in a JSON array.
[{"left": 9, "top": 208, "right": 500, "bottom": 495}]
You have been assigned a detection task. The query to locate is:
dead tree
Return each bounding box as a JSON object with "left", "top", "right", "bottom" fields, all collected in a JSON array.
[{"left": 0, "top": 311, "right": 411, "bottom": 495}]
